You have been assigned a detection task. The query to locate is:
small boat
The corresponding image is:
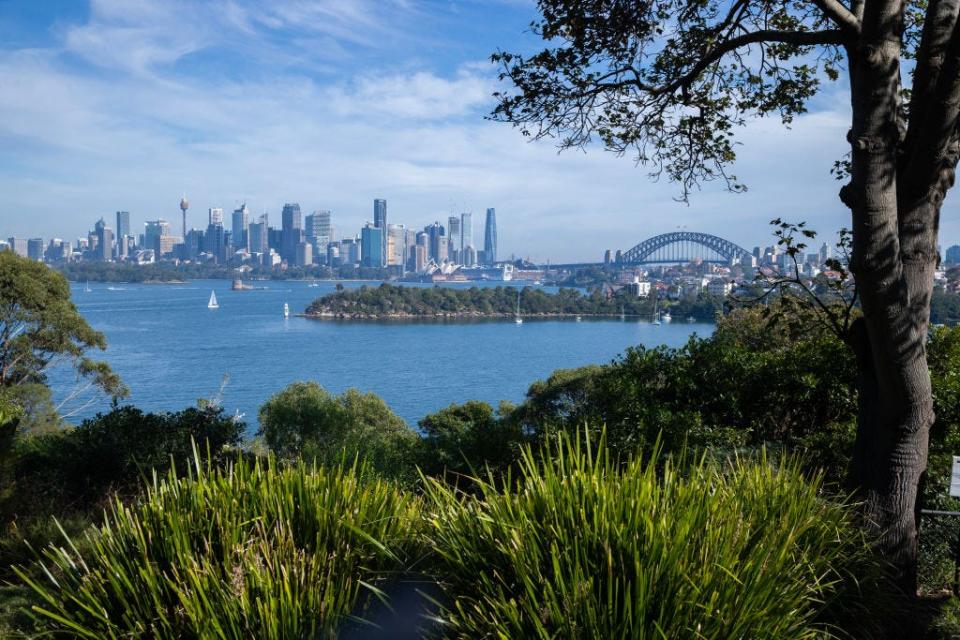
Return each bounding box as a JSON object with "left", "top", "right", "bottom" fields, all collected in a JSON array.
[
  {"left": 687, "top": 316, "right": 695, "bottom": 323},
  {"left": 575, "top": 315, "right": 582, "bottom": 322},
  {"left": 283, "top": 302, "right": 290, "bottom": 318},
  {"left": 208, "top": 290, "right": 219, "bottom": 309},
  {"left": 515, "top": 290, "right": 523, "bottom": 324},
  {"left": 652, "top": 298, "right": 661, "bottom": 325},
  {"left": 307, "top": 282, "right": 320, "bottom": 288},
  {"left": 84, "top": 281, "right": 92, "bottom": 293},
  {"left": 661, "top": 312, "right": 672, "bottom": 323}
]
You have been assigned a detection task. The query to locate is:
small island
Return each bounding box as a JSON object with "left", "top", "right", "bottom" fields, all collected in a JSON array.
[{"left": 304, "top": 283, "right": 721, "bottom": 321}]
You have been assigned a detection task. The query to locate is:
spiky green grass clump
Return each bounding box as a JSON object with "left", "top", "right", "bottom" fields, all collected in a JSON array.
[
  {"left": 17, "top": 456, "right": 420, "bottom": 639},
  {"left": 422, "top": 435, "right": 886, "bottom": 639}
]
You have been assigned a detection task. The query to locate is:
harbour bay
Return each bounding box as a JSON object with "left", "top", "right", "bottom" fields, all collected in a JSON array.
[{"left": 50, "top": 280, "right": 713, "bottom": 432}]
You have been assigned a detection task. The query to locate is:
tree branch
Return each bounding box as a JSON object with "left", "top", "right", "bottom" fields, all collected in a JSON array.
[
  {"left": 810, "top": 0, "right": 862, "bottom": 34},
  {"left": 579, "top": 29, "right": 846, "bottom": 99}
]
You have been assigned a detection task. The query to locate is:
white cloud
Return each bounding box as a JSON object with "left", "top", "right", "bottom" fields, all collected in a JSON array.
[{"left": 4, "top": 1, "right": 960, "bottom": 260}]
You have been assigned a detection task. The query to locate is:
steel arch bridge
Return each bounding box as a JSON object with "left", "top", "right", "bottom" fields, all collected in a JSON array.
[{"left": 621, "top": 231, "right": 752, "bottom": 265}]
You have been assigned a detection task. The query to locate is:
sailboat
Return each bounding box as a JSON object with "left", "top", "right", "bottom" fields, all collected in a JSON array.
[
  {"left": 652, "top": 298, "right": 661, "bottom": 325},
  {"left": 207, "top": 290, "right": 219, "bottom": 309},
  {"left": 283, "top": 302, "right": 290, "bottom": 318},
  {"left": 514, "top": 289, "right": 523, "bottom": 324},
  {"left": 84, "top": 281, "right": 92, "bottom": 293}
]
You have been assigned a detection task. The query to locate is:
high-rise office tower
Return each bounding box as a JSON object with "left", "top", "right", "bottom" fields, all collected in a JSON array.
[
  {"left": 248, "top": 218, "right": 268, "bottom": 255},
  {"left": 232, "top": 204, "right": 249, "bottom": 251},
  {"left": 361, "top": 223, "right": 385, "bottom": 268},
  {"left": 426, "top": 222, "right": 447, "bottom": 263},
  {"left": 209, "top": 207, "right": 224, "bottom": 225},
  {"left": 296, "top": 241, "right": 313, "bottom": 267},
  {"left": 6, "top": 237, "right": 28, "bottom": 257},
  {"left": 281, "top": 203, "right": 303, "bottom": 263},
  {"left": 373, "top": 199, "right": 387, "bottom": 257},
  {"left": 94, "top": 218, "right": 113, "bottom": 262},
  {"left": 461, "top": 212, "right": 473, "bottom": 258},
  {"left": 205, "top": 220, "right": 226, "bottom": 263},
  {"left": 414, "top": 232, "right": 429, "bottom": 272},
  {"left": 386, "top": 224, "right": 407, "bottom": 268},
  {"left": 116, "top": 211, "right": 130, "bottom": 239},
  {"left": 484, "top": 208, "right": 497, "bottom": 264},
  {"left": 305, "top": 210, "right": 332, "bottom": 254},
  {"left": 27, "top": 238, "right": 44, "bottom": 262},
  {"left": 144, "top": 219, "right": 170, "bottom": 257},
  {"left": 340, "top": 238, "right": 360, "bottom": 264},
  {"left": 447, "top": 216, "right": 461, "bottom": 263}
]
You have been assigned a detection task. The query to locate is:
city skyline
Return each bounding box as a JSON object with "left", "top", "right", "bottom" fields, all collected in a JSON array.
[{"left": 5, "top": 1, "right": 960, "bottom": 261}]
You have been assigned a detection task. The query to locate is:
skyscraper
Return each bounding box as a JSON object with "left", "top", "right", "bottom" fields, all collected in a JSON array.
[
  {"left": 144, "top": 219, "right": 170, "bottom": 256},
  {"left": 447, "top": 216, "right": 461, "bottom": 264},
  {"left": 205, "top": 220, "right": 226, "bottom": 263},
  {"left": 461, "top": 212, "right": 473, "bottom": 257},
  {"left": 386, "top": 224, "right": 407, "bottom": 268},
  {"left": 484, "top": 208, "right": 497, "bottom": 264},
  {"left": 426, "top": 222, "right": 447, "bottom": 263},
  {"left": 6, "top": 237, "right": 28, "bottom": 257},
  {"left": 361, "top": 223, "right": 385, "bottom": 268},
  {"left": 94, "top": 218, "right": 113, "bottom": 262},
  {"left": 116, "top": 211, "right": 130, "bottom": 239},
  {"left": 248, "top": 216, "right": 268, "bottom": 255},
  {"left": 414, "top": 232, "right": 429, "bottom": 272},
  {"left": 232, "top": 204, "right": 249, "bottom": 252},
  {"left": 209, "top": 207, "right": 224, "bottom": 225},
  {"left": 374, "top": 199, "right": 387, "bottom": 258},
  {"left": 305, "top": 210, "right": 332, "bottom": 254},
  {"left": 27, "top": 238, "right": 44, "bottom": 261},
  {"left": 281, "top": 203, "right": 303, "bottom": 263}
]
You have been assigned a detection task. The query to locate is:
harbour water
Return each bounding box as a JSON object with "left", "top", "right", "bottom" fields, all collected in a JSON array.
[{"left": 51, "top": 280, "right": 713, "bottom": 433}]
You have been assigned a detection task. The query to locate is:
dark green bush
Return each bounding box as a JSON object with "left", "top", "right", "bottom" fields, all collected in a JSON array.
[{"left": 422, "top": 432, "right": 892, "bottom": 639}]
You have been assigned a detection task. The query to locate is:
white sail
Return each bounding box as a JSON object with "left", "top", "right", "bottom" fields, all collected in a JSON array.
[
  {"left": 208, "top": 290, "right": 219, "bottom": 309},
  {"left": 283, "top": 302, "right": 290, "bottom": 318}
]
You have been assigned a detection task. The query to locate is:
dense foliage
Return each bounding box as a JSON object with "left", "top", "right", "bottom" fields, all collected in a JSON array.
[
  {"left": 422, "top": 434, "right": 891, "bottom": 639},
  {"left": 18, "top": 456, "right": 420, "bottom": 639},
  {"left": 306, "top": 283, "right": 720, "bottom": 320},
  {"left": 14, "top": 434, "right": 890, "bottom": 639},
  {"left": 0, "top": 252, "right": 125, "bottom": 429},
  {"left": 5, "top": 404, "right": 243, "bottom": 519},
  {"left": 931, "top": 288, "right": 960, "bottom": 326},
  {"left": 417, "top": 400, "right": 523, "bottom": 484},
  {"left": 258, "top": 381, "right": 417, "bottom": 481}
]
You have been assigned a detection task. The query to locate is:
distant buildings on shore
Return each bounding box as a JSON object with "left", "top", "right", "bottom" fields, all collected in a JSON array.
[{"left": 3, "top": 198, "right": 503, "bottom": 279}]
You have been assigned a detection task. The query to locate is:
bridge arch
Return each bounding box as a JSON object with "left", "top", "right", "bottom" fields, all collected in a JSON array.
[{"left": 621, "top": 231, "right": 752, "bottom": 265}]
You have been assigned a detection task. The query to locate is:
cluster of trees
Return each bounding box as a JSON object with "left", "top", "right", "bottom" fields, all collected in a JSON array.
[{"left": 306, "top": 282, "right": 722, "bottom": 320}]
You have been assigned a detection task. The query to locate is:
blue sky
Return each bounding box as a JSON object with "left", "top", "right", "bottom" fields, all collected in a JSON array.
[{"left": 1, "top": 0, "right": 954, "bottom": 262}]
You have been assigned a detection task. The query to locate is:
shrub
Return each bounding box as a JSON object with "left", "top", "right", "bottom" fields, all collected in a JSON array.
[
  {"left": 7, "top": 404, "right": 243, "bottom": 518},
  {"left": 258, "top": 382, "right": 418, "bottom": 481},
  {"left": 417, "top": 400, "right": 525, "bottom": 483},
  {"left": 17, "top": 454, "right": 420, "bottom": 639},
  {"left": 421, "top": 432, "right": 890, "bottom": 639}
]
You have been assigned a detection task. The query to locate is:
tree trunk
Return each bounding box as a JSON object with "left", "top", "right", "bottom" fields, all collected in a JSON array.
[{"left": 846, "top": 0, "right": 937, "bottom": 596}]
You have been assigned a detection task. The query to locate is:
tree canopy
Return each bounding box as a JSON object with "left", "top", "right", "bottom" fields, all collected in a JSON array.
[{"left": 0, "top": 252, "right": 125, "bottom": 426}]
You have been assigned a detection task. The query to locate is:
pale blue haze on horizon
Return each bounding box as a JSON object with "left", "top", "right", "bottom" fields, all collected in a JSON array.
[{"left": 1, "top": 0, "right": 957, "bottom": 260}]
